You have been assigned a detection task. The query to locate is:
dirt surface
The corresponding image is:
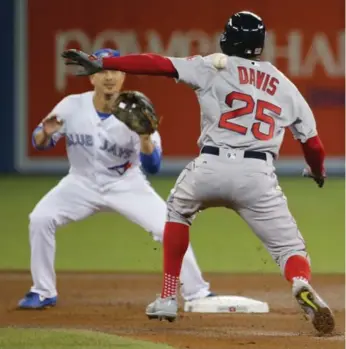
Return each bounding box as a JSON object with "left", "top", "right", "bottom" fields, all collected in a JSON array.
[{"left": 0, "top": 272, "right": 344, "bottom": 349}]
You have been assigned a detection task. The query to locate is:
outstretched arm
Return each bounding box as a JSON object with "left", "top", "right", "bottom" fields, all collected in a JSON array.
[
  {"left": 103, "top": 54, "right": 178, "bottom": 78},
  {"left": 62, "top": 49, "right": 213, "bottom": 89},
  {"left": 62, "top": 49, "right": 178, "bottom": 78}
]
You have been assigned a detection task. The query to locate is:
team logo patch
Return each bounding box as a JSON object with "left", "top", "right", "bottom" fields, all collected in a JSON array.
[{"left": 108, "top": 161, "right": 132, "bottom": 175}]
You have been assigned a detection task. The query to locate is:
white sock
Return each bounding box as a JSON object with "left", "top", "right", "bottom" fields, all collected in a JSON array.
[{"left": 292, "top": 276, "right": 309, "bottom": 285}]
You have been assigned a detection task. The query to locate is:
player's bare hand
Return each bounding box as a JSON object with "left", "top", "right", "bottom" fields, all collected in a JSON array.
[
  {"left": 42, "top": 115, "right": 63, "bottom": 136},
  {"left": 62, "top": 49, "right": 103, "bottom": 76},
  {"left": 302, "top": 168, "right": 326, "bottom": 188}
]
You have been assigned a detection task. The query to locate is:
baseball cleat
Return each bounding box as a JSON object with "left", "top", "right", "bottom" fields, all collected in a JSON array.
[
  {"left": 17, "top": 292, "right": 57, "bottom": 309},
  {"left": 293, "top": 279, "right": 335, "bottom": 335},
  {"left": 146, "top": 295, "right": 178, "bottom": 322}
]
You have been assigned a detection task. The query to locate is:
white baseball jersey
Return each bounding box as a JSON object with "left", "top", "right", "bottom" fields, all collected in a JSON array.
[
  {"left": 168, "top": 55, "right": 317, "bottom": 156},
  {"left": 43, "top": 91, "right": 162, "bottom": 182},
  {"left": 29, "top": 91, "right": 212, "bottom": 301}
]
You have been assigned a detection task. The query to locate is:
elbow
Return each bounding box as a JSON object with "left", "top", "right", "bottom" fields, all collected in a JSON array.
[
  {"left": 140, "top": 148, "right": 162, "bottom": 174},
  {"left": 145, "top": 162, "right": 161, "bottom": 174},
  {"left": 31, "top": 132, "right": 45, "bottom": 151},
  {"left": 301, "top": 135, "right": 325, "bottom": 156},
  {"left": 142, "top": 158, "right": 161, "bottom": 174},
  {"left": 32, "top": 138, "right": 54, "bottom": 151},
  {"left": 33, "top": 144, "right": 48, "bottom": 151}
]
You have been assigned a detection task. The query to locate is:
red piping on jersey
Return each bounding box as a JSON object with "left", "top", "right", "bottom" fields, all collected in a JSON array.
[
  {"left": 300, "top": 135, "right": 325, "bottom": 176},
  {"left": 102, "top": 54, "right": 178, "bottom": 78}
]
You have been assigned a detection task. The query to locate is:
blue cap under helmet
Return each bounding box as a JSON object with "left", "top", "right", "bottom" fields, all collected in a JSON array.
[{"left": 92, "top": 48, "right": 120, "bottom": 59}]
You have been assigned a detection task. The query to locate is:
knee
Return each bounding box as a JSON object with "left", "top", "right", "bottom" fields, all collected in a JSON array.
[
  {"left": 166, "top": 195, "right": 195, "bottom": 226},
  {"left": 144, "top": 202, "right": 166, "bottom": 242},
  {"left": 149, "top": 208, "right": 191, "bottom": 243},
  {"left": 166, "top": 204, "right": 194, "bottom": 226},
  {"left": 29, "top": 209, "right": 56, "bottom": 234},
  {"left": 149, "top": 222, "right": 165, "bottom": 243}
]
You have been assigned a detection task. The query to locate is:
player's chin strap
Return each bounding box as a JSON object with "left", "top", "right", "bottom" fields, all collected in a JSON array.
[{"left": 108, "top": 161, "right": 132, "bottom": 175}]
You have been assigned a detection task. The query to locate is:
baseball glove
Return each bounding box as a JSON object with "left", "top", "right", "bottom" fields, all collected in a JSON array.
[
  {"left": 112, "top": 91, "right": 160, "bottom": 135},
  {"left": 62, "top": 49, "right": 102, "bottom": 76}
]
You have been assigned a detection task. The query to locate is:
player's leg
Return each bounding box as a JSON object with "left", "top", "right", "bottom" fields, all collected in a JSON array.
[
  {"left": 18, "top": 175, "right": 100, "bottom": 309},
  {"left": 145, "top": 161, "right": 207, "bottom": 320},
  {"left": 236, "top": 168, "right": 335, "bottom": 334},
  {"left": 145, "top": 155, "right": 269, "bottom": 321},
  {"left": 103, "top": 173, "right": 211, "bottom": 301}
]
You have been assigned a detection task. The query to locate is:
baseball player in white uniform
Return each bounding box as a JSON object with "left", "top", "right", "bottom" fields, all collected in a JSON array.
[
  {"left": 63, "top": 12, "right": 335, "bottom": 335},
  {"left": 18, "top": 48, "right": 215, "bottom": 309}
]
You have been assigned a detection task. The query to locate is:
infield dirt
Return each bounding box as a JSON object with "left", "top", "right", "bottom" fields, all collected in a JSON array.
[{"left": 0, "top": 272, "right": 344, "bottom": 349}]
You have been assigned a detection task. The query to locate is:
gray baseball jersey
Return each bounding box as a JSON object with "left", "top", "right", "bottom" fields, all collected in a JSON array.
[
  {"left": 166, "top": 54, "right": 316, "bottom": 273},
  {"left": 168, "top": 54, "right": 317, "bottom": 156}
]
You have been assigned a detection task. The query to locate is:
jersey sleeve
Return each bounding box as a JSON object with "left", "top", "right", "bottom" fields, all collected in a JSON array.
[
  {"left": 289, "top": 90, "right": 318, "bottom": 143},
  {"left": 167, "top": 55, "right": 216, "bottom": 89},
  {"left": 48, "top": 95, "right": 75, "bottom": 127}
]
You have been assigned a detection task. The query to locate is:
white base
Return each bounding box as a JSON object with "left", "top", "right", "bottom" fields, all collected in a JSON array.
[{"left": 184, "top": 295, "right": 270, "bottom": 314}]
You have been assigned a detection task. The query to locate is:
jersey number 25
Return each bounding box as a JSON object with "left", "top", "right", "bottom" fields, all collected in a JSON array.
[{"left": 219, "top": 91, "right": 281, "bottom": 141}]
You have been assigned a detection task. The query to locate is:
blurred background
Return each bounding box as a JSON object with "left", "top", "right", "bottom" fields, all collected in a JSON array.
[{"left": 0, "top": 0, "right": 344, "bottom": 274}]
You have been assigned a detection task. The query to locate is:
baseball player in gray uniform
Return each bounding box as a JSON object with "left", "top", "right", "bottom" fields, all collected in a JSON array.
[{"left": 62, "top": 11, "right": 335, "bottom": 335}]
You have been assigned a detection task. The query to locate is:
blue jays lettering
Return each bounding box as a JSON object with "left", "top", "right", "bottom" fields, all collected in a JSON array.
[
  {"left": 99, "top": 139, "right": 133, "bottom": 159},
  {"left": 66, "top": 133, "right": 93, "bottom": 147},
  {"left": 66, "top": 134, "right": 133, "bottom": 159}
]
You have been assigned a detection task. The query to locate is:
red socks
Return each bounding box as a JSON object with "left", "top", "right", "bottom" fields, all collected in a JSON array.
[
  {"left": 284, "top": 255, "right": 311, "bottom": 283},
  {"left": 161, "top": 222, "right": 190, "bottom": 298}
]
